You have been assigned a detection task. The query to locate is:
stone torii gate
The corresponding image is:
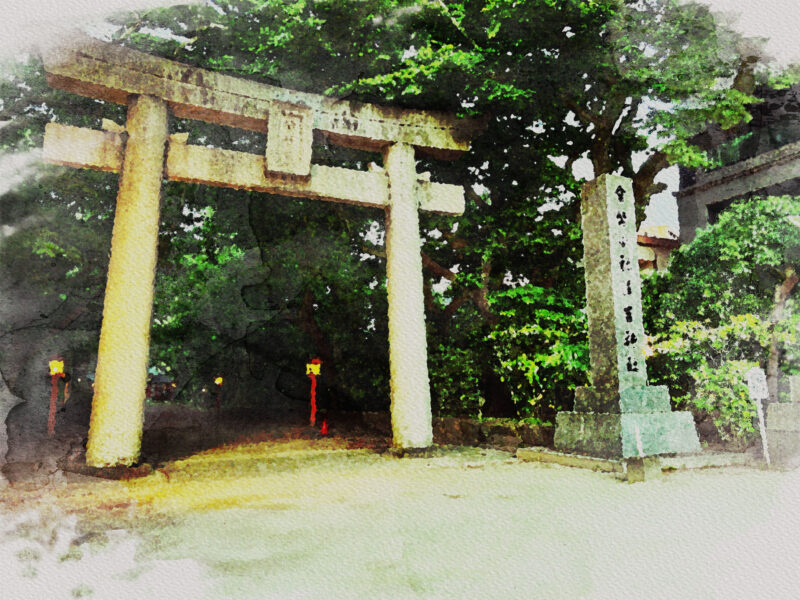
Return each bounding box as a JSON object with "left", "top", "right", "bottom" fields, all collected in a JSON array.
[{"left": 42, "top": 37, "right": 478, "bottom": 467}]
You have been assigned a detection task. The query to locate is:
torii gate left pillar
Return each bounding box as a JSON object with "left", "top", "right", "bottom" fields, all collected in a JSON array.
[
  {"left": 86, "top": 95, "right": 167, "bottom": 466},
  {"left": 42, "top": 37, "right": 479, "bottom": 466}
]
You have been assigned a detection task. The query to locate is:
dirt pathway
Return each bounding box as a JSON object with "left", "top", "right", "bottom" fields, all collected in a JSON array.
[{"left": 2, "top": 437, "right": 799, "bottom": 599}]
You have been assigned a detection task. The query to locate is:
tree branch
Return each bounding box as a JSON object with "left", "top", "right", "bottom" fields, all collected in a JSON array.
[
  {"left": 563, "top": 97, "right": 605, "bottom": 129},
  {"left": 633, "top": 149, "right": 670, "bottom": 204},
  {"left": 443, "top": 295, "right": 468, "bottom": 320},
  {"left": 360, "top": 244, "right": 386, "bottom": 259},
  {"left": 469, "top": 258, "right": 498, "bottom": 325},
  {"left": 421, "top": 251, "right": 456, "bottom": 281},
  {"left": 465, "top": 186, "right": 489, "bottom": 210},
  {"left": 771, "top": 267, "right": 799, "bottom": 325},
  {"left": 767, "top": 266, "right": 798, "bottom": 401}
]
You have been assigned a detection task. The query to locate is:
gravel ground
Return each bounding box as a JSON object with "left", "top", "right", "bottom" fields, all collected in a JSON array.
[{"left": 2, "top": 436, "right": 799, "bottom": 600}]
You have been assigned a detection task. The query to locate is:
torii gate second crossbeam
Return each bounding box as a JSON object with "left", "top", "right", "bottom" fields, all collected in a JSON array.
[{"left": 41, "top": 37, "right": 479, "bottom": 467}]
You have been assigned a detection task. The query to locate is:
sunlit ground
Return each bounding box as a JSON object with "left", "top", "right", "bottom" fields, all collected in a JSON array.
[
  {"left": 74, "top": 438, "right": 389, "bottom": 514},
  {"left": 4, "top": 435, "right": 800, "bottom": 599}
]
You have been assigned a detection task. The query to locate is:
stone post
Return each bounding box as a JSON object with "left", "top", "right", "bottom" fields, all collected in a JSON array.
[
  {"left": 554, "top": 174, "right": 700, "bottom": 458},
  {"left": 85, "top": 95, "right": 168, "bottom": 467},
  {"left": 767, "top": 375, "right": 800, "bottom": 467},
  {"left": 383, "top": 142, "right": 433, "bottom": 448}
]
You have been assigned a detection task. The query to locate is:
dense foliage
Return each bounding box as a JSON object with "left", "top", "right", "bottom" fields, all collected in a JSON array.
[
  {"left": 645, "top": 197, "right": 800, "bottom": 441},
  {"left": 0, "top": 0, "right": 775, "bottom": 421}
]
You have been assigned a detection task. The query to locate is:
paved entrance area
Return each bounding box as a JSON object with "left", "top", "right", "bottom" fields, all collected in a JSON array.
[{"left": 2, "top": 436, "right": 798, "bottom": 599}]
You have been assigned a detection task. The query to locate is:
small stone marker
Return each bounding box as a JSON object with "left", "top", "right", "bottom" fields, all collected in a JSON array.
[
  {"left": 766, "top": 375, "right": 800, "bottom": 467},
  {"left": 746, "top": 367, "right": 768, "bottom": 400},
  {"left": 554, "top": 174, "right": 700, "bottom": 458},
  {"left": 746, "top": 367, "right": 770, "bottom": 465}
]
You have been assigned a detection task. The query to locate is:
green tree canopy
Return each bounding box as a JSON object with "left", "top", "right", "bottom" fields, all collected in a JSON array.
[{"left": 645, "top": 196, "right": 800, "bottom": 405}]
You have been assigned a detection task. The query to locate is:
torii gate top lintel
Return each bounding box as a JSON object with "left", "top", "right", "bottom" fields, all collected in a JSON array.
[{"left": 43, "top": 35, "right": 481, "bottom": 159}]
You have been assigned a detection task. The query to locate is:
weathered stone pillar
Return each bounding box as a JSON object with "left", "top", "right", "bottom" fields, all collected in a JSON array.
[
  {"left": 85, "top": 95, "right": 168, "bottom": 467},
  {"left": 555, "top": 174, "right": 699, "bottom": 458},
  {"left": 383, "top": 142, "right": 433, "bottom": 448}
]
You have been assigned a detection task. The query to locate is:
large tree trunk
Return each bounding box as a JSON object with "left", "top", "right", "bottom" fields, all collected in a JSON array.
[{"left": 767, "top": 268, "right": 798, "bottom": 402}]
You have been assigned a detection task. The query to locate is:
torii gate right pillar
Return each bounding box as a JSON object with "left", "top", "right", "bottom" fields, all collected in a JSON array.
[{"left": 384, "top": 142, "right": 433, "bottom": 448}]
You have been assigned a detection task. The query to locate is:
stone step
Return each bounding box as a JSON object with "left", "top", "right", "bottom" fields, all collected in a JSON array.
[
  {"left": 554, "top": 410, "right": 700, "bottom": 458},
  {"left": 518, "top": 446, "right": 763, "bottom": 482}
]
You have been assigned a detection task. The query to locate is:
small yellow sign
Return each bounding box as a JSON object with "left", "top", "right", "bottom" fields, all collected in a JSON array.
[
  {"left": 306, "top": 362, "right": 321, "bottom": 376},
  {"left": 49, "top": 360, "right": 64, "bottom": 376},
  {"left": 214, "top": 376, "right": 223, "bottom": 386}
]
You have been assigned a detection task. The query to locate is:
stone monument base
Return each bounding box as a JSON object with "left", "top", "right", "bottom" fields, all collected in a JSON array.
[
  {"left": 767, "top": 402, "right": 800, "bottom": 468},
  {"left": 555, "top": 386, "right": 700, "bottom": 459}
]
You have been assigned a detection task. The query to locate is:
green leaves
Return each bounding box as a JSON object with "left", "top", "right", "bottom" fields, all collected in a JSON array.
[
  {"left": 1, "top": 0, "right": 785, "bottom": 418},
  {"left": 644, "top": 196, "right": 800, "bottom": 443},
  {"left": 688, "top": 360, "right": 760, "bottom": 445},
  {"left": 333, "top": 42, "right": 485, "bottom": 104},
  {"left": 647, "top": 196, "right": 800, "bottom": 328},
  {"left": 488, "top": 284, "right": 588, "bottom": 418},
  {"left": 646, "top": 317, "right": 772, "bottom": 444}
]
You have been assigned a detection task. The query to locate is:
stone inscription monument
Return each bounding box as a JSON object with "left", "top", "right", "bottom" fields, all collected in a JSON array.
[
  {"left": 41, "top": 36, "right": 478, "bottom": 466},
  {"left": 555, "top": 174, "right": 700, "bottom": 458}
]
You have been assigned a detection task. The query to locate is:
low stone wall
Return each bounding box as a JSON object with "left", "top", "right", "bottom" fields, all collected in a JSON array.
[
  {"left": 434, "top": 417, "right": 554, "bottom": 451},
  {"left": 360, "top": 412, "right": 554, "bottom": 452},
  {"left": 766, "top": 376, "right": 800, "bottom": 468}
]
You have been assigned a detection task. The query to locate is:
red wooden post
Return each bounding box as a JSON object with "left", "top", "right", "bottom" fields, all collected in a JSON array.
[
  {"left": 309, "top": 375, "right": 317, "bottom": 427},
  {"left": 48, "top": 375, "right": 58, "bottom": 436},
  {"left": 306, "top": 358, "right": 322, "bottom": 427},
  {"left": 48, "top": 360, "right": 64, "bottom": 437},
  {"left": 214, "top": 376, "right": 223, "bottom": 422}
]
